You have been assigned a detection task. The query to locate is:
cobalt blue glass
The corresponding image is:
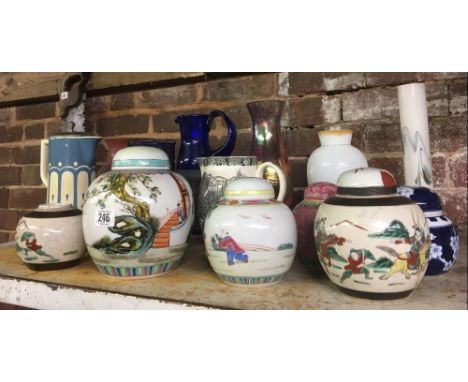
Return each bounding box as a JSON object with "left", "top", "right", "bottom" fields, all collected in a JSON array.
[
  {"left": 397, "top": 186, "right": 460, "bottom": 275},
  {"left": 128, "top": 139, "right": 176, "bottom": 170}
]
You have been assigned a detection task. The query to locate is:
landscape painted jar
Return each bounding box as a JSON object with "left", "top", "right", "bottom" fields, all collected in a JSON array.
[
  {"left": 307, "top": 129, "right": 368, "bottom": 185},
  {"left": 397, "top": 186, "right": 459, "bottom": 276},
  {"left": 82, "top": 146, "right": 194, "bottom": 278},
  {"left": 292, "top": 182, "right": 337, "bottom": 273},
  {"left": 15, "top": 203, "right": 85, "bottom": 270},
  {"left": 315, "top": 168, "right": 430, "bottom": 299},
  {"left": 204, "top": 177, "right": 297, "bottom": 286}
]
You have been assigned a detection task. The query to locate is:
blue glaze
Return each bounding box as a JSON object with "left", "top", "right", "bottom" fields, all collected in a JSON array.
[
  {"left": 175, "top": 110, "right": 237, "bottom": 170},
  {"left": 397, "top": 186, "right": 459, "bottom": 275}
]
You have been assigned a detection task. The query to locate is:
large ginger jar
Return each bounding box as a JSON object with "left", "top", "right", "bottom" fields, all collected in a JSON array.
[
  {"left": 315, "top": 168, "right": 430, "bottom": 299},
  {"left": 83, "top": 147, "right": 194, "bottom": 278},
  {"left": 203, "top": 177, "right": 297, "bottom": 287}
]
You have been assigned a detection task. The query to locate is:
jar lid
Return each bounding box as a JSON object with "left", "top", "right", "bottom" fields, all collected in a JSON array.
[
  {"left": 336, "top": 168, "right": 397, "bottom": 196},
  {"left": 112, "top": 146, "right": 170, "bottom": 170},
  {"left": 304, "top": 182, "right": 337, "bottom": 201},
  {"left": 223, "top": 177, "right": 275, "bottom": 201},
  {"left": 24, "top": 203, "right": 82, "bottom": 218},
  {"left": 318, "top": 129, "right": 352, "bottom": 145},
  {"left": 397, "top": 186, "right": 443, "bottom": 212}
]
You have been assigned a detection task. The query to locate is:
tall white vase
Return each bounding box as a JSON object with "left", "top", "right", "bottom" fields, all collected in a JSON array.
[{"left": 398, "top": 83, "right": 433, "bottom": 188}]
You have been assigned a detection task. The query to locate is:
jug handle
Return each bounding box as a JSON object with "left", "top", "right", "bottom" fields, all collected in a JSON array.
[
  {"left": 207, "top": 110, "right": 237, "bottom": 157},
  {"left": 255, "top": 162, "right": 286, "bottom": 202},
  {"left": 40, "top": 139, "right": 49, "bottom": 187}
]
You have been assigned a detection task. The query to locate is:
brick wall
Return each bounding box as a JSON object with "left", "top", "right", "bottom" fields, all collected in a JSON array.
[{"left": 0, "top": 72, "right": 466, "bottom": 243}]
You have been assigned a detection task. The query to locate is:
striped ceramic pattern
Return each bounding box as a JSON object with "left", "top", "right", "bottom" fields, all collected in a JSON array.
[
  {"left": 218, "top": 273, "right": 285, "bottom": 285},
  {"left": 96, "top": 258, "right": 180, "bottom": 277}
]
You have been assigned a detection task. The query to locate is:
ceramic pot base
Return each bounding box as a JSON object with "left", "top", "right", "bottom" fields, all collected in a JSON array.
[
  {"left": 24, "top": 257, "right": 82, "bottom": 271},
  {"left": 338, "top": 286, "right": 413, "bottom": 300},
  {"left": 217, "top": 273, "right": 285, "bottom": 287},
  {"left": 95, "top": 258, "right": 181, "bottom": 278}
]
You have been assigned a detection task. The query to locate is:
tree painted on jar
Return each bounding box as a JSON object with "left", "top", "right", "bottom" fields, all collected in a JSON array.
[{"left": 86, "top": 173, "right": 161, "bottom": 256}]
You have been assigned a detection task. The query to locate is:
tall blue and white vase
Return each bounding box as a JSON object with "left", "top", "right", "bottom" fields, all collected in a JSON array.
[
  {"left": 397, "top": 186, "right": 459, "bottom": 275},
  {"left": 40, "top": 133, "right": 101, "bottom": 209},
  {"left": 398, "top": 83, "right": 434, "bottom": 188}
]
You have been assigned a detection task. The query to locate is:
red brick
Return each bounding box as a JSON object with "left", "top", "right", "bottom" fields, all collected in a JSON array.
[
  {"left": 431, "top": 155, "right": 447, "bottom": 188},
  {"left": 365, "top": 72, "right": 419, "bottom": 87},
  {"left": 24, "top": 123, "right": 45, "bottom": 140},
  {"left": 135, "top": 83, "right": 203, "bottom": 109},
  {"left": 288, "top": 72, "right": 365, "bottom": 95},
  {"left": 8, "top": 188, "right": 47, "bottom": 209},
  {"left": 282, "top": 127, "right": 317, "bottom": 157},
  {"left": 436, "top": 189, "right": 467, "bottom": 225},
  {"left": 152, "top": 108, "right": 211, "bottom": 134},
  {"left": 85, "top": 96, "right": 110, "bottom": 114},
  {"left": 430, "top": 117, "right": 467, "bottom": 153},
  {"left": 95, "top": 142, "right": 109, "bottom": 164},
  {"left": 0, "top": 125, "right": 23, "bottom": 142},
  {"left": 15, "top": 102, "right": 56, "bottom": 121},
  {"left": 0, "top": 189, "right": 8, "bottom": 208},
  {"left": 342, "top": 88, "right": 398, "bottom": 121},
  {"left": 0, "top": 147, "right": 13, "bottom": 164},
  {"left": 417, "top": 72, "right": 467, "bottom": 81},
  {"left": 286, "top": 97, "right": 326, "bottom": 127},
  {"left": 0, "top": 107, "right": 12, "bottom": 123},
  {"left": 448, "top": 150, "right": 467, "bottom": 188},
  {"left": 231, "top": 131, "right": 252, "bottom": 156},
  {"left": 449, "top": 79, "right": 467, "bottom": 115},
  {"left": 111, "top": 93, "right": 135, "bottom": 111},
  {"left": 217, "top": 104, "right": 252, "bottom": 131},
  {"left": 13, "top": 146, "right": 40, "bottom": 165},
  {"left": 368, "top": 156, "right": 404, "bottom": 185},
  {"left": 290, "top": 158, "right": 308, "bottom": 188},
  {"left": 0, "top": 209, "right": 20, "bottom": 230},
  {"left": 96, "top": 114, "right": 149, "bottom": 136},
  {"left": 0, "top": 168, "right": 21, "bottom": 185},
  {"left": 21, "top": 166, "right": 42, "bottom": 186},
  {"left": 425, "top": 82, "right": 449, "bottom": 117},
  {"left": 364, "top": 121, "right": 403, "bottom": 154},
  {"left": 206, "top": 74, "right": 275, "bottom": 102},
  {"left": 0, "top": 231, "right": 11, "bottom": 244},
  {"left": 46, "top": 120, "right": 62, "bottom": 137}
]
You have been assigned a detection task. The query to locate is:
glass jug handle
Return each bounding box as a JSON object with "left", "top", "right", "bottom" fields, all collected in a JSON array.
[{"left": 206, "top": 110, "right": 237, "bottom": 156}]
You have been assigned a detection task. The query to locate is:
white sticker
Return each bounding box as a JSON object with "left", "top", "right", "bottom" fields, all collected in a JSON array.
[
  {"left": 95, "top": 210, "right": 115, "bottom": 227},
  {"left": 60, "top": 91, "right": 69, "bottom": 100}
]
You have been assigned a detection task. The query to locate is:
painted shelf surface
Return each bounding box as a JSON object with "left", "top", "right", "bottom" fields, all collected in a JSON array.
[{"left": 0, "top": 230, "right": 466, "bottom": 310}]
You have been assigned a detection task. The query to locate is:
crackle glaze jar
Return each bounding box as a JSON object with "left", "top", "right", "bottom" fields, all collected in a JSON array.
[
  {"left": 293, "top": 182, "right": 337, "bottom": 273},
  {"left": 203, "top": 177, "right": 297, "bottom": 286},
  {"left": 15, "top": 203, "right": 85, "bottom": 270},
  {"left": 82, "top": 146, "right": 194, "bottom": 278},
  {"left": 315, "top": 168, "right": 430, "bottom": 299},
  {"left": 307, "top": 129, "right": 368, "bottom": 185},
  {"left": 397, "top": 186, "right": 459, "bottom": 276}
]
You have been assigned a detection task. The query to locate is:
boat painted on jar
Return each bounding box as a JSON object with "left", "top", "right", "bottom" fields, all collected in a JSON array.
[
  {"left": 315, "top": 168, "right": 430, "bottom": 299},
  {"left": 82, "top": 146, "right": 194, "bottom": 278}
]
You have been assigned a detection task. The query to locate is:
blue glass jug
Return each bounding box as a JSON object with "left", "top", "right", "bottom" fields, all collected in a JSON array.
[{"left": 175, "top": 110, "right": 237, "bottom": 170}]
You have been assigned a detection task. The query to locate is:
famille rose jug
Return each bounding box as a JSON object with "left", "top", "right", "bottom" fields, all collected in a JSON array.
[
  {"left": 197, "top": 156, "right": 287, "bottom": 231},
  {"left": 307, "top": 129, "right": 368, "bottom": 185},
  {"left": 203, "top": 177, "right": 296, "bottom": 286},
  {"left": 397, "top": 186, "right": 459, "bottom": 276},
  {"left": 40, "top": 133, "right": 101, "bottom": 209},
  {"left": 15, "top": 203, "right": 85, "bottom": 270},
  {"left": 315, "top": 168, "right": 430, "bottom": 299},
  {"left": 82, "top": 146, "right": 194, "bottom": 278}
]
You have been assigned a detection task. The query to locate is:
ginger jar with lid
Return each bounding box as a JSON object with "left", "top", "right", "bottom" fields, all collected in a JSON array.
[
  {"left": 315, "top": 168, "right": 430, "bottom": 299},
  {"left": 203, "top": 177, "right": 297, "bottom": 286},
  {"left": 82, "top": 146, "right": 194, "bottom": 278}
]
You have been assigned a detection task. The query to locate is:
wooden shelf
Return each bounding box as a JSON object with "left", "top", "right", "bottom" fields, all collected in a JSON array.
[{"left": 0, "top": 230, "right": 466, "bottom": 310}]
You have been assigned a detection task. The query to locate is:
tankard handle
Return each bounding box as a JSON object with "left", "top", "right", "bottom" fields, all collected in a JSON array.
[
  {"left": 40, "top": 139, "right": 49, "bottom": 187},
  {"left": 255, "top": 162, "right": 286, "bottom": 202},
  {"left": 206, "top": 110, "right": 237, "bottom": 157}
]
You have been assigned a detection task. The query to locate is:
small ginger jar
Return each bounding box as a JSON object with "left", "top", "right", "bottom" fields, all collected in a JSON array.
[
  {"left": 203, "top": 177, "right": 297, "bottom": 286},
  {"left": 293, "top": 182, "right": 337, "bottom": 273},
  {"left": 397, "top": 186, "right": 459, "bottom": 276},
  {"left": 82, "top": 146, "right": 194, "bottom": 278},
  {"left": 315, "top": 168, "right": 430, "bottom": 299},
  {"left": 307, "top": 129, "right": 368, "bottom": 185},
  {"left": 15, "top": 203, "right": 85, "bottom": 270}
]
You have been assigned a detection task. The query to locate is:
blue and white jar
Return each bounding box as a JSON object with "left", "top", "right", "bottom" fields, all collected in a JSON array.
[{"left": 397, "top": 186, "right": 459, "bottom": 275}]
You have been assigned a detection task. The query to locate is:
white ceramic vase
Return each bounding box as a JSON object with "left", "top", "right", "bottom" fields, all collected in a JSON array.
[
  {"left": 398, "top": 83, "right": 433, "bottom": 188},
  {"left": 203, "top": 177, "right": 297, "bottom": 286},
  {"left": 82, "top": 146, "right": 194, "bottom": 278},
  {"left": 307, "top": 129, "right": 368, "bottom": 185}
]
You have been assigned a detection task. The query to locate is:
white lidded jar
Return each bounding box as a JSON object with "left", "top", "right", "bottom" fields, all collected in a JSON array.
[
  {"left": 307, "top": 129, "right": 368, "bottom": 185},
  {"left": 203, "top": 177, "right": 297, "bottom": 286},
  {"left": 82, "top": 146, "right": 194, "bottom": 278}
]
